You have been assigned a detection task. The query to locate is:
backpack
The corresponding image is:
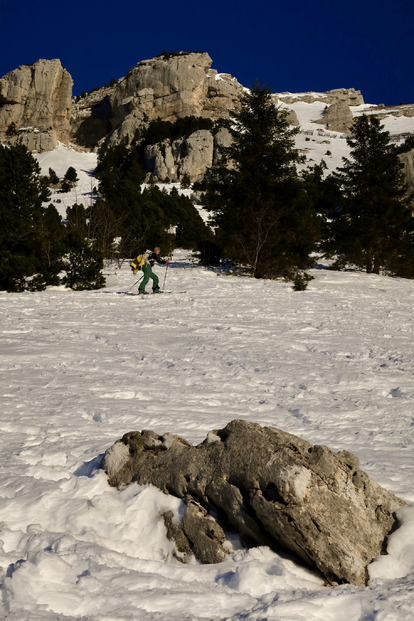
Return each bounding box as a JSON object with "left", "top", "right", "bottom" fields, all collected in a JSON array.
[{"left": 130, "top": 253, "right": 146, "bottom": 275}]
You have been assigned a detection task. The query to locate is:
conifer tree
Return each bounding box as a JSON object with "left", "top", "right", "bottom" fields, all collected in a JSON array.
[
  {"left": 62, "top": 204, "right": 105, "bottom": 290},
  {"left": 325, "top": 114, "right": 414, "bottom": 276},
  {"left": 48, "top": 168, "right": 60, "bottom": 185},
  {"left": 0, "top": 144, "right": 54, "bottom": 291},
  {"left": 95, "top": 140, "right": 147, "bottom": 253},
  {"left": 33, "top": 203, "right": 67, "bottom": 288},
  {"left": 204, "top": 84, "right": 319, "bottom": 279},
  {"left": 64, "top": 166, "right": 79, "bottom": 185}
]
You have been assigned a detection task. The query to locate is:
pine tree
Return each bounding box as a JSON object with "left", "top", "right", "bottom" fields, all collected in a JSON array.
[
  {"left": 204, "top": 84, "right": 319, "bottom": 279},
  {"left": 0, "top": 144, "right": 53, "bottom": 291},
  {"left": 64, "top": 166, "right": 79, "bottom": 186},
  {"left": 33, "top": 203, "right": 67, "bottom": 288},
  {"left": 48, "top": 168, "right": 60, "bottom": 185},
  {"left": 95, "top": 140, "right": 147, "bottom": 253},
  {"left": 59, "top": 166, "right": 79, "bottom": 193},
  {"left": 62, "top": 204, "right": 105, "bottom": 290},
  {"left": 326, "top": 114, "right": 414, "bottom": 276}
]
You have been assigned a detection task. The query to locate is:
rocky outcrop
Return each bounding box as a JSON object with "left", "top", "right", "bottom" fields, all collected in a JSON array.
[
  {"left": 278, "top": 88, "right": 364, "bottom": 107},
  {"left": 144, "top": 126, "right": 232, "bottom": 182},
  {"left": 0, "top": 59, "right": 72, "bottom": 151},
  {"left": 71, "top": 53, "right": 244, "bottom": 149},
  {"left": 370, "top": 104, "right": 414, "bottom": 120},
  {"left": 398, "top": 148, "right": 414, "bottom": 206},
  {"left": 2, "top": 55, "right": 414, "bottom": 192},
  {"left": 316, "top": 100, "right": 355, "bottom": 133},
  {"left": 325, "top": 88, "right": 365, "bottom": 106},
  {"left": 279, "top": 88, "right": 363, "bottom": 133},
  {"left": 283, "top": 108, "right": 300, "bottom": 126},
  {"left": 102, "top": 419, "right": 406, "bottom": 586}
]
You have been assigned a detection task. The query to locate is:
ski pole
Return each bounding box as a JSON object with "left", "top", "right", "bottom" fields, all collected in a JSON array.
[
  {"left": 162, "top": 257, "right": 170, "bottom": 291},
  {"left": 126, "top": 274, "right": 144, "bottom": 293}
]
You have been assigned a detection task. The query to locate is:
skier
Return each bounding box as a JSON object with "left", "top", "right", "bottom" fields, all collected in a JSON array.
[{"left": 138, "top": 247, "right": 167, "bottom": 295}]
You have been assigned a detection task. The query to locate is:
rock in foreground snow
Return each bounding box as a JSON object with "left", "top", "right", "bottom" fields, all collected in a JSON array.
[{"left": 103, "top": 419, "right": 406, "bottom": 587}]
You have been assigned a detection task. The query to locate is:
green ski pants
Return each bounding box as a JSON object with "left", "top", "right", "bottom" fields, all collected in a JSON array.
[{"left": 139, "top": 264, "right": 159, "bottom": 292}]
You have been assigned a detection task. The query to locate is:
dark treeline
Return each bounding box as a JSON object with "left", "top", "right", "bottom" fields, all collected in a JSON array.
[
  {"left": 0, "top": 143, "right": 105, "bottom": 291},
  {"left": 0, "top": 119, "right": 214, "bottom": 291},
  {"left": 94, "top": 118, "right": 215, "bottom": 260}
]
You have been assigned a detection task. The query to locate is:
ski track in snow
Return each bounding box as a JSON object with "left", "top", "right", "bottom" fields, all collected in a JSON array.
[{"left": 0, "top": 250, "right": 413, "bottom": 619}]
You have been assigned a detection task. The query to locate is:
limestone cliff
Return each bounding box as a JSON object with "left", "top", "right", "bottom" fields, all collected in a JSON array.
[
  {"left": 70, "top": 52, "right": 244, "bottom": 149},
  {"left": 398, "top": 148, "right": 414, "bottom": 206},
  {"left": 278, "top": 88, "right": 364, "bottom": 106},
  {"left": 0, "top": 59, "right": 73, "bottom": 151},
  {"left": 144, "top": 127, "right": 232, "bottom": 183},
  {"left": 315, "top": 100, "right": 355, "bottom": 133},
  {"left": 1, "top": 54, "right": 414, "bottom": 192}
]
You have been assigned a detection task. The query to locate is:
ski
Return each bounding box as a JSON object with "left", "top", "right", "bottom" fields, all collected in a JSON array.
[
  {"left": 137, "top": 290, "right": 187, "bottom": 296},
  {"left": 100, "top": 290, "right": 187, "bottom": 296}
]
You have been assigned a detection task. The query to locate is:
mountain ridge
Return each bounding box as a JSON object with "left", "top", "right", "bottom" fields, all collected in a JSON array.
[{"left": 2, "top": 53, "right": 414, "bottom": 196}]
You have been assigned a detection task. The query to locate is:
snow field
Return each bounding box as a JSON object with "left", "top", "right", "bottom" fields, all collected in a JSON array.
[
  {"left": 5, "top": 99, "right": 414, "bottom": 619},
  {"left": 0, "top": 251, "right": 413, "bottom": 620}
]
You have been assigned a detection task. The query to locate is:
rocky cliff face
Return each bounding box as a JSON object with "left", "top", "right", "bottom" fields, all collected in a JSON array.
[
  {"left": 1, "top": 53, "right": 414, "bottom": 189},
  {"left": 315, "top": 100, "right": 355, "bottom": 133},
  {"left": 0, "top": 59, "right": 73, "bottom": 151},
  {"left": 278, "top": 88, "right": 364, "bottom": 106},
  {"left": 70, "top": 53, "right": 244, "bottom": 150},
  {"left": 398, "top": 148, "right": 414, "bottom": 204},
  {"left": 144, "top": 126, "right": 232, "bottom": 183}
]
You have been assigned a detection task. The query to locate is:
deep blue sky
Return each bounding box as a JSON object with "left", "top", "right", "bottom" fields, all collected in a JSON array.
[{"left": 1, "top": 0, "right": 413, "bottom": 105}]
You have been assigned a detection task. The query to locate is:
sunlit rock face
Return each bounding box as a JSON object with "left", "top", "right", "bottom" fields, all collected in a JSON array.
[
  {"left": 70, "top": 52, "right": 244, "bottom": 150},
  {"left": 103, "top": 419, "right": 406, "bottom": 587},
  {"left": 0, "top": 59, "right": 73, "bottom": 151}
]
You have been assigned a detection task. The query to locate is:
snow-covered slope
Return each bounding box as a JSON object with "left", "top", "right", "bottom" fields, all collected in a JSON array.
[
  {"left": 35, "top": 144, "right": 98, "bottom": 217},
  {"left": 0, "top": 250, "right": 413, "bottom": 620},
  {"left": 11, "top": 102, "right": 413, "bottom": 619},
  {"left": 34, "top": 95, "right": 414, "bottom": 217},
  {"left": 286, "top": 99, "right": 414, "bottom": 174}
]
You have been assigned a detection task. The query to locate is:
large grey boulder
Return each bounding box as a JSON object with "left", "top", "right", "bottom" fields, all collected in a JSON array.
[
  {"left": 102, "top": 420, "right": 406, "bottom": 586},
  {"left": 0, "top": 59, "right": 73, "bottom": 151}
]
